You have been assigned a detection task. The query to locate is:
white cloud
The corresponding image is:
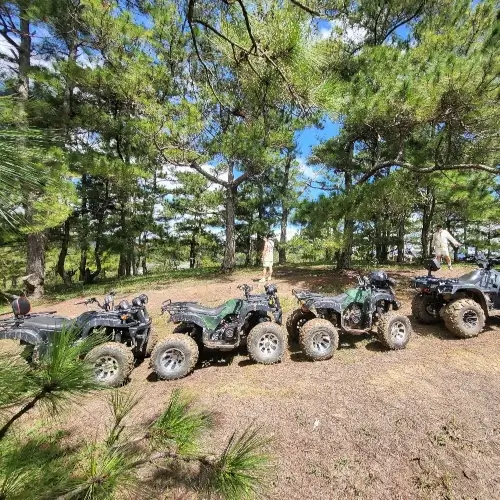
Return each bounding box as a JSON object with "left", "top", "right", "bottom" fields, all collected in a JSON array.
[
  {"left": 316, "top": 18, "right": 368, "bottom": 45},
  {"left": 317, "top": 22, "right": 333, "bottom": 41},
  {"left": 0, "top": 37, "right": 17, "bottom": 73},
  {"left": 286, "top": 225, "right": 300, "bottom": 241},
  {"left": 296, "top": 157, "right": 319, "bottom": 181}
]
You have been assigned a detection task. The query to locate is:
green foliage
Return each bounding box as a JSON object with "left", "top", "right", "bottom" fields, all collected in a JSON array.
[
  {"left": 206, "top": 426, "right": 273, "bottom": 500},
  {"left": 0, "top": 429, "right": 78, "bottom": 500},
  {"left": 150, "top": 389, "right": 214, "bottom": 456},
  {"left": 0, "top": 334, "right": 272, "bottom": 500}
]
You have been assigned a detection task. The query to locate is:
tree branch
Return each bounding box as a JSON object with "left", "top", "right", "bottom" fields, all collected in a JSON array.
[
  {"left": 289, "top": 0, "right": 322, "bottom": 17},
  {"left": 186, "top": 7, "right": 226, "bottom": 108},
  {"left": 357, "top": 161, "right": 499, "bottom": 185},
  {"left": 235, "top": 0, "right": 258, "bottom": 52},
  {"left": 233, "top": 170, "right": 253, "bottom": 188},
  {"left": 189, "top": 160, "right": 227, "bottom": 187},
  {"left": 381, "top": 3, "right": 426, "bottom": 44}
]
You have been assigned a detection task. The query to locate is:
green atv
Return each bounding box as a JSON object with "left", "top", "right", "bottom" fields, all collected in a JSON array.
[
  {"left": 151, "top": 283, "right": 285, "bottom": 380},
  {"left": 287, "top": 271, "right": 412, "bottom": 361}
]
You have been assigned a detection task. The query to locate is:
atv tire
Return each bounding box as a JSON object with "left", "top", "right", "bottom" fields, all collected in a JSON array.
[
  {"left": 150, "top": 334, "right": 199, "bottom": 380},
  {"left": 377, "top": 312, "right": 412, "bottom": 350},
  {"left": 286, "top": 309, "right": 316, "bottom": 344},
  {"left": 144, "top": 329, "right": 158, "bottom": 358},
  {"left": 85, "top": 342, "right": 135, "bottom": 387},
  {"left": 299, "top": 318, "right": 339, "bottom": 361},
  {"left": 247, "top": 322, "right": 286, "bottom": 365},
  {"left": 411, "top": 294, "right": 440, "bottom": 324},
  {"left": 442, "top": 299, "right": 485, "bottom": 338}
]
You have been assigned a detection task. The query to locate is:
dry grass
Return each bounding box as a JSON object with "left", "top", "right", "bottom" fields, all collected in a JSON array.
[{"left": 1, "top": 264, "right": 500, "bottom": 499}]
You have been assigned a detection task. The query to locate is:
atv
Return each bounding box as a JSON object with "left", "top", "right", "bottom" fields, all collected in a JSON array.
[
  {"left": 287, "top": 271, "right": 412, "bottom": 361},
  {"left": 151, "top": 283, "right": 286, "bottom": 380},
  {"left": 0, "top": 292, "right": 157, "bottom": 387},
  {"left": 412, "top": 257, "right": 500, "bottom": 338}
]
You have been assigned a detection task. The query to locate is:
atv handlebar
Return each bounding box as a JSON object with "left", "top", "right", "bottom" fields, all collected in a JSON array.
[
  {"left": 160, "top": 299, "right": 172, "bottom": 314},
  {"left": 74, "top": 297, "right": 97, "bottom": 306},
  {"left": 237, "top": 284, "right": 253, "bottom": 298}
]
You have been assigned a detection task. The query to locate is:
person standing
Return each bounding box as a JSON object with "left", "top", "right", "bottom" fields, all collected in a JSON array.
[
  {"left": 259, "top": 233, "right": 275, "bottom": 282},
  {"left": 432, "top": 224, "right": 460, "bottom": 270}
]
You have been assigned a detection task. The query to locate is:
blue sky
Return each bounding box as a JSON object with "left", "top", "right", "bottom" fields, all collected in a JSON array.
[
  {"left": 295, "top": 116, "right": 340, "bottom": 158},
  {"left": 293, "top": 116, "right": 340, "bottom": 201}
]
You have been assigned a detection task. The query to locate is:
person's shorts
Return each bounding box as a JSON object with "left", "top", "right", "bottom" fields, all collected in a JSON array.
[
  {"left": 263, "top": 259, "right": 274, "bottom": 267},
  {"left": 435, "top": 247, "right": 449, "bottom": 257}
]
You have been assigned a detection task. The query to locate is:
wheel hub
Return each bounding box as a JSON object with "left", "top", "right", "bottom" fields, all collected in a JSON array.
[
  {"left": 94, "top": 356, "right": 119, "bottom": 381},
  {"left": 462, "top": 310, "right": 478, "bottom": 329},
  {"left": 161, "top": 348, "right": 186, "bottom": 371},
  {"left": 258, "top": 333, "right": 278, "bottom": 356},
  {"left": 390, "top": 321, "right": 406, "bottom": 341},
  {"left": 311, "top": 331, "right": 331, "bottom": 353}
]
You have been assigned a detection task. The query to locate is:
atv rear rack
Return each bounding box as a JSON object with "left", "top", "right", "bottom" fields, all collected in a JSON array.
[{"left": 291, "top": 289, "right": 325, "bottom": 302}]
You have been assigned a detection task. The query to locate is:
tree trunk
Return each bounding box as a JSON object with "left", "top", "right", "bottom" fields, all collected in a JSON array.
[
  {"left": 18, "top": 10, "right": 46, "bottom": 298},
  {"left": 24, "top": 230, "right": 46, "bottom": 298},
  {"left": 421, "top": 189, "right": 435, "bottom": 259},
  {"left": 57, "top": 218, "right": 74, "bottom": 285},
  {"left": 221, "top": 164, "right": 237, "bottom": 272},
  {"left": 487, "top": 225, "right": 491, "bottom": 259},
  {"left": 245, "top": 233, "right": 252, "bottom": 267},
  {"left": 118, "top": 254, "right": 127, "bottom": 277},
  {"left": 279, "top": 155, "right": 292, "bottom": 265},
  {"left": 141, "top": 257, "right": 147, "bottom": 275},
  {"left": 79, "top": 249, "right": 87, "bottom": 282},
  {"left": 189, "top": 232, "right": 196, "bottom": 268},
  {"left": 397, "top": 219, "right": 405, "bottom": 263},
  {"left": 17, "top": 11, "right": 30, "bottom": 120},
  {"left": 336, "top": 150, "right": 354, "bottom": 270},
  {"left": 337, "top": 217, "right": 354, "bottom": 269},
  {"left": 118, "top": 204, "right": 128, "bottom": 277},
  {"left": 463, "top": 222, "right": 468, "bottom": 256}
]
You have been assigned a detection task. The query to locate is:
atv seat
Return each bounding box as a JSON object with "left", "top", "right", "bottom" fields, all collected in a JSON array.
[
  {"left": 182, "top": 303, "right": 230, "bottom": 316},
  {"left": 22, "top": 316, "right": 73, "bottom": 331}
]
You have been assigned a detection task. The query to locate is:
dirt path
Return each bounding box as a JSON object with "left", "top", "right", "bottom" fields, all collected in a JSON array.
[{"left": 3, "top": 265, "right": 500, "bottom": 499}]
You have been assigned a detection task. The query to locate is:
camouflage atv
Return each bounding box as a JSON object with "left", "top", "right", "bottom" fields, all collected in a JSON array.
[
  {"left": 152, "top": 283, "right": 285, "bottom": 380},
  {"left": 287, "top": 271, "right": 412, "bottom": 361},
  {"left": 412, "top": 257, "right": 500, "bottom": 338}
]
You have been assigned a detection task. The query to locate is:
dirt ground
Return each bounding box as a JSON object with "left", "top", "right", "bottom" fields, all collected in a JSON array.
[{"left": 2, "top": 265, "right": 500, "bottom": 500}]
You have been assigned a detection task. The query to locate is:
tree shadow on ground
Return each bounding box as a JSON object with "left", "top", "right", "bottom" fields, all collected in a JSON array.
[{"left": 135, "top": 459, "right": 200, "bottom": 500}]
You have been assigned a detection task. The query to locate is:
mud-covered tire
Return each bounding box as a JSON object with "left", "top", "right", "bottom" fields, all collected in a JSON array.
[
  {"left": 442, "top": 299, "right": 485, "bottom": 338},
  {"left": 377, "top": 312, "right": 412, "bottom": 349},
  {"left": 85, "top": 342, "right": 135, "bottom": 387},
  {"left": 286, "top": 309, "right": 316, "bottom": 344},
  {"left": 150, "top": 334, "right": 199, "bottom": 380},
  {"left": 299, "top": 318, "right": 339, "bottom": 361},
  {"left": 144, "top": 329, "right": 158, "bottom": 358},
  {"left": 247, "top": 322, "right": 286, "bottom": 365},
  {"left": 411, "top": 294, "right": 440, "bottom": 324}
]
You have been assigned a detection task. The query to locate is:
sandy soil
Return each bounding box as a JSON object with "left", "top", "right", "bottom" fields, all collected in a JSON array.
[{"left": 2, "top": 265, "right": 500, "bottom": 500}]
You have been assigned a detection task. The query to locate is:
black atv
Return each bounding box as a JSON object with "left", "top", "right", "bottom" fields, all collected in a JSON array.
[
  {"left": 287, "top": 271, "right": 412, "bottom": 361},
  {"left": 0, "top": 292, "right": 157, "bottom": 387},
  {"left": 412, "top": 257, "right": 500, "bottom": 338},
  {"left": 151, "top": 283, "right": 285, "bottom": 380}
]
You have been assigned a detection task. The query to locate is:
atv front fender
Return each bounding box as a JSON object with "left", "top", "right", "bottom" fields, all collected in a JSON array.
[
  {"left": 0, "top": 327, "right": 44, "bottom": 345},
  {"left": 370, "top": 292, "right": 400, "bottom": 310}
]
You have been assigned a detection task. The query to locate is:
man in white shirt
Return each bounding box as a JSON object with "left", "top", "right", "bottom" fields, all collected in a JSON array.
[
  {"left": 259, "top": 234, "right": 275, "bottom": 283},
  {"left": 432, "top": 224, "right": 460, "bottom": 270}
]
